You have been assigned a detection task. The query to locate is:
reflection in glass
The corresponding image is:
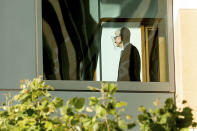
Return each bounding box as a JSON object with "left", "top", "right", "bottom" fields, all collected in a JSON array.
[
  {"left": 42, "top": 0, "right": 99, "bottom": 80},
  {"left": 42, "top": 0, "right": 169, "bottom": 82}
]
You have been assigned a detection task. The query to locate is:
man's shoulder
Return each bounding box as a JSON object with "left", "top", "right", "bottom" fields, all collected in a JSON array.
[
  {"left": 123, "top": 43, "right": 139, "bottom": 54},
  {"left": 129, "top": 43, "right": 136, "bottom": 49},
  {"left": 128, "top": 44, "right": 140, "bottom": 57},
  {"left": 126, "top": 43, "right": 136, "bottom": 51},
  {"left": 124, "top": 43, "right": 132, "bottom": 49},
  {"left": 130, "top": 44, "right": 140, "bottom": 59}
]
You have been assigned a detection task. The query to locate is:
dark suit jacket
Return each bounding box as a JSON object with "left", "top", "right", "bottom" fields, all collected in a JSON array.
[{"left": 118, "top": 44, "right": 141, "bottom": 81}]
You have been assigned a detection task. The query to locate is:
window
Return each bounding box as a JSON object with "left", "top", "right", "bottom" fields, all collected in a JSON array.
[{"left": 37, "top": 0, "right": 174, "bottom": 92}]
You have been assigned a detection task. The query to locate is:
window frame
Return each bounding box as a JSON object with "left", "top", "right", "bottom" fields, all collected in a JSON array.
[{"left": 35, "top": 0, "right": 175, "bottom": 93}]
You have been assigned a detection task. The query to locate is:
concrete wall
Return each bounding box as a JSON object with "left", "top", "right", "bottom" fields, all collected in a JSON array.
[
  {"left": 173, "top": 0, "right": 197, "bottom": 122},
  {"left": 0, "top": 0, "right": 36, "bottom": 89}
]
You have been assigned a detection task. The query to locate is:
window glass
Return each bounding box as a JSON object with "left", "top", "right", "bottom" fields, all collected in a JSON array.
[{"left": 42, "top": 0, "right": 169, "bottom": 82}]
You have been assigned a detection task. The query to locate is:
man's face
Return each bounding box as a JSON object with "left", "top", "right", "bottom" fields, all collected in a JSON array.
[{"left": 115, "top": 36, "right": 122, "bottom": 47}]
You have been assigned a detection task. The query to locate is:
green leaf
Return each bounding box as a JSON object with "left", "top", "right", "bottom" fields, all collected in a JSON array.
[
  {"left": 43, "top": 106, "right": 49, "bottom": 113},
  {"left": 75, "top": 98, "right": 85, "bottom": 110},
  {"left": 118, "top": 119, "right": 127, "bottom": 129},
  {"left": 41, "top": 98, "right": 49, "bottom": 108},
  {"left": 151, "top": 124, "right": 166, "bottom": 131},
  {"left": 108, "top": 83, "right": 118, "bottom": 95},
  {"left": 107, "top": 102, "right": 116, "bottom": 115},
  {"left": 88, "top": 86, "right": 99, "bottom": 91},
  {"left": 60, "top": 105, "right": 74, "bottom": 116},
  {"left": 164, "top": 98, "right": 174, "bottom": 109},
  {"left": 138, "top": 106, "right": 146, "bottom": 113},
  {"left": 127, "top": 123, "right": 136, "bottom": 129},
  {"left": 102, "top": 83, "right": 109, "bottom": 92},
  {"left": 116, "top": 101, "right": 127, "bottom": 108},
  {"left": 82, "top": 117, "right": 92, "bottom": 127},
  {"left": 96, "top": 105, "right": 107, "bottom": 118},
  {"left": 26, "top": 108, "right": 34, "bottom": 116},
  {"left": 44, "top": 121, "right": 53, "bottom": 130},
  {"left": 138, "top": 114, "right": 144, "bottom": 122},
  {"left": 66, "top": 107, "right": 74, "bottom": 116},
  {"left": 192, "top": 122, "right": 197, "bottom": 127},
  {"left": 71, "top": 119, "right": 79, "bottom": 126},
  {"left": 126, "top": 115, "right": 132, "bottom": 120},
  {"left": 69, "top": 97, "right": 85, "bottom": 110},
  {"left": 89, "top": 97, "right": 99, "bottom": 106},
  {"left": 52, "top": 97, "right": 63, "bottom": 108},
  {"left": 180, "top": 128, "right": 190, "bottom": 131},
  {"left": 60, "top": 105, "right": 68, "bottom": 115}
]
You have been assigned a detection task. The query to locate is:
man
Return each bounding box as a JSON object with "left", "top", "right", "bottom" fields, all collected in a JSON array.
[{"left": 114, "top": 27, "right": 141, "bottom": 81}]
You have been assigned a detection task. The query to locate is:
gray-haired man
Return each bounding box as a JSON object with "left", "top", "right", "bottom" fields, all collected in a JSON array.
[{"left": 114, "top": 27, "right": 141, "bottom": 81}]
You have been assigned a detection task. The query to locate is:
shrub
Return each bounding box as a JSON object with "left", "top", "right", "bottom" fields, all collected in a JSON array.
[
  {"left": 60, "top": 83, "right": 136, "bottom": 131},
  {"left": 1, "top": 77, "right": 196, "bottom": 131},
  {"left": 0, "top": 77, "right": 135, "bottom": 131},
  {"left": 138, "top": 98, "right": 197, "bottom": 131},
  {"left": 0, "top": 77, "right": 64, "bottom": 130}
]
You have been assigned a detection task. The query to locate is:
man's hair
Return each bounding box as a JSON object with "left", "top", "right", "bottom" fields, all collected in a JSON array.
[{"left": 120, "top": 27, "right": 130, "bottom": 44}]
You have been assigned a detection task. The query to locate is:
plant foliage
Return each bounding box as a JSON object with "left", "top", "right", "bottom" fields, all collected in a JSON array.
[
  {"left": 0, "top": 77, "right": 135, "bottom": 131},
  {"left": 138, "top": 98, "right": 197, "bottom": 131}
]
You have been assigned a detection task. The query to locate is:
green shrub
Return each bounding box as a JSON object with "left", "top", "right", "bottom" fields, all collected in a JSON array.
[
  {"left": 60, "top": 83, "right": 136, "bottom": 131},
  {"left": 0, "top": 77, "right": 135, "bottom": 131},
  {"left": 138, "top": 98, "right": 197, "bottom": 131},
  {"left": 0, "top": 77, "right": 64, "bottom": 131},
  {"left": 1, "top": 77, "right": 196, "bottom": 131}
]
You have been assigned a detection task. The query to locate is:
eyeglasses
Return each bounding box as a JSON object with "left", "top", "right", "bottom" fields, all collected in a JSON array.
[
  {"left": 113, "top": 36, "right": 120, "bottom": 40},
  {"left": 111, "top": 35, "right": 121, "bottom": 44}
]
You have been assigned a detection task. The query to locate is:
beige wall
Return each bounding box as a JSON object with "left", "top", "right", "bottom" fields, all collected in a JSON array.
[{"left": 175, "top": 9, "right": 197, "bottom": 122}]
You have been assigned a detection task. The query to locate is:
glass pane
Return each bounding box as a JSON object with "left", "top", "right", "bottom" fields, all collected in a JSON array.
[{"left": 42, "top": 0, "right": 169, "bottom": 82}]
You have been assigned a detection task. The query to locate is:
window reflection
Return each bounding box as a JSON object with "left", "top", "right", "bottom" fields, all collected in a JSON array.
[
  {"left": 42, "top": 0, "right": 169, "bottom": 82},
  {"left": 42, "top": 0, "right": 99, "bottom": 80}
]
